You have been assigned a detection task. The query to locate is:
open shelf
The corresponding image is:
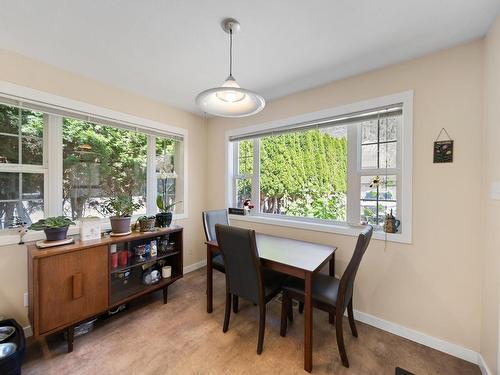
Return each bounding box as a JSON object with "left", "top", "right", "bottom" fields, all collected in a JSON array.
[
  {"left": 110, "top": 274, "right": 182, "bottom": 307},
  {"left": 108, "top": 228, "right": 183, "bottom": 306},
  {"left": 110, "top": 251, "right": 180, "bottom": 274}
]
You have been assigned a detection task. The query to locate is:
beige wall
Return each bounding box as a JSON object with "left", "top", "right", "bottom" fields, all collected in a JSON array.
[
  {"left": 0, "top": 50, "right": 208, "bottom": 327},
  {"left": 208, "top": 41, "right": 485, "bottom": 352},
  {"left": 0, "top": 32, "right": 495, "bottom": 363},
  {"left": 481, "top": 14, "right": 500, "bottom": 374}
]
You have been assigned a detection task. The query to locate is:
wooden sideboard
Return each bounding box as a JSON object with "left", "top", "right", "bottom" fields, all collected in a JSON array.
[{"left": 28, "top": 226, "right": 183, "bottom": 352}]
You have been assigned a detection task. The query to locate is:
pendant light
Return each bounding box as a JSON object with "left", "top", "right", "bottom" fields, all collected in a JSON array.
[{"left": 196, "top": 18, "right": 265, "bottom": 117}]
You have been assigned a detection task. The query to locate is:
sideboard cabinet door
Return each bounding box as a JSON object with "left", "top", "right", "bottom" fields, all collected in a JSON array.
[{"left": 37, "top": 245, "right": 108, "bottom": 334}]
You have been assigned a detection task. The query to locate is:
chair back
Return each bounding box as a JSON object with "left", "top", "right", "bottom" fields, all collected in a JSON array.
[
  {"left": 202, "top": 209, "right": 229, "bottom": 242},
  {"left": 215, "top": 224, "right": 263, "bottom": 304},
  {"left": 338, "top": 225, "right": 373, "bottom": 311}
]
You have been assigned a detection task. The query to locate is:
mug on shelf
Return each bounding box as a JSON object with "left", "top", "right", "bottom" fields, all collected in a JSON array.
[
  {"left": 118, "top": 251, "right": 128, "bottom": 267},
  {"left": 111, "top": 253, "right": 118, "bottom": 268}
]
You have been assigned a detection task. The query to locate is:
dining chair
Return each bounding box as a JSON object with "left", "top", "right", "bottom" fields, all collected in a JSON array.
[
  {"left": 279, "top": 225, "right": 373, "bottom": 368},
  {"left": 202, "top": 209, "right": 241, "bottom": 313},
  {"left": 215, "top": 224, "right": 286, "bottom": 354}
]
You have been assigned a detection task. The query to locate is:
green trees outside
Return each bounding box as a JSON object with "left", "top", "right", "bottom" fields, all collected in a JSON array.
[
  {"left": 62, "top": 118, "right": 147, "bottom": 219},
  {"left": 239, "top": 128, "right": 348, "bottom": 221}
]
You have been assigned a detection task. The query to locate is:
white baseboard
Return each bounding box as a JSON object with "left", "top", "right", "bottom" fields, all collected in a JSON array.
[
  {"left": 477, "top": 354, "right": 493, "bottom": 375},
  {"left": 353, "top": 309, "right": 480, "bottom": 365},
  {"left": 183, "top": 259, "right": 207, "bottom": 274}
]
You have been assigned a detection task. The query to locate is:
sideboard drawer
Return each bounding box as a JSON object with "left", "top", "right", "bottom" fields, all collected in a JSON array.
[{"left": 37, "top": 245, "right": 108, "bottom": 334}]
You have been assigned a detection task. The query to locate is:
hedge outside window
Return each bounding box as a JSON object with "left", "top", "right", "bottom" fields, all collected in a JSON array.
[{"left": 230, "top": 105, "right": 403, "bottom": 230}]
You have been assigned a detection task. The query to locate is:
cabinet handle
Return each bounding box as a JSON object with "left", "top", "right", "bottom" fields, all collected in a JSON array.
[{"left": 72, "top": 273, "right": 82, "bottom": 300}]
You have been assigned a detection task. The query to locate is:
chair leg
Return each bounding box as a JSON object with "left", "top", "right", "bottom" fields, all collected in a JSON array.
[
  {"left": 336, "top": 314, "right": 349, "bottom": 368},
  {"left": 257, "top": 304, "right": 266, "bottom": 354},
  {"left": 329, "top": 311, "right": 335, "bottom": 325},
  {"left": 233, "top": 295, "right": 239, "bottom": 313},
  {"left": 287, "top": 298, "right": 294, "bottom": 323},
  {"left": 348, "top": 299, "right": 358, "bottom": 337},
  {"left": 223, "top": 292, "right": 231, "bottom": 333},
  {"left": 298, "top": 301, "right": 304, "bottom": 314},
  {"left": 280, "top": 294, "right": 288, "bottom": 337}
]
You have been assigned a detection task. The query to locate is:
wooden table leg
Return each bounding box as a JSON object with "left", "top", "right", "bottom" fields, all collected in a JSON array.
[
  {"left": 207, "top": 244, "right": 213, "bottom": 313},
  {"left": 329, "top": 253, "right": 335, "bottom": 277},
  {"left": 304, "top": 272, "right": 313, "bottom": 372},
  {"left": 329, "top": 254, "right": 335, "bottom": 324}
]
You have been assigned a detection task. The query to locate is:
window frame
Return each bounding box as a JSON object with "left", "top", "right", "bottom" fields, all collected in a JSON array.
[
  {"left": 225, "top": 91, "right": 413, "bottom": 244},
  {"left": 0, "top": 81, "right": 188, "bottom": 246}
]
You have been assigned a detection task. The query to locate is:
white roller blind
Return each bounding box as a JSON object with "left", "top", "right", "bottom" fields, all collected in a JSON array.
[
  {"left": 0, "top": 96, "right": 184, "bottom": 141},
  {"left": 229, "top": 105, "right": 402, "bottom": 142}
]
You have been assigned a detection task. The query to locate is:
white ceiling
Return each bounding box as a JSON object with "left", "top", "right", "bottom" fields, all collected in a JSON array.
[{"left": 0, "top": 0, "right": 499, "bottom": 115}]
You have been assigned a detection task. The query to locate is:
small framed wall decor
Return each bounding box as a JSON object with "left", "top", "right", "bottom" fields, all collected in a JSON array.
[{"left": 433, "top": 128, "right": 454, "bottom": 163}]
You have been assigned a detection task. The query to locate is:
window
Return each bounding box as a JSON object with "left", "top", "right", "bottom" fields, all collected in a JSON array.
[
  {"left": 227, "top": 92, "right": 412, "bottom": 241},
  {"left": 0, "top": 104, "right": 45, "bottom": 228},
  {"left": 0, "top": 98, "right": 185, "bottom": 232}
]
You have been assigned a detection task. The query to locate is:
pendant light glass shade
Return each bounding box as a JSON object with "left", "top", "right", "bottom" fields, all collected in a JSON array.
[
  {"left": 196, "top": 77, "right": 265, "bottom": 117},
  {"left": 196, "top": 19, "right": 265, "bottom": 117}
]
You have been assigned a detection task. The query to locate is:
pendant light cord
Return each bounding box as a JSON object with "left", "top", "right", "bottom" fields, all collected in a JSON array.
[{"left": 229, "top": 28, "right": 233, "bottom": 77}]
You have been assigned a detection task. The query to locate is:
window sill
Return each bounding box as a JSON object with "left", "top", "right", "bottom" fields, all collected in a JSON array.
[
  {"left": 228, "top": 214, "right": 412, "bottom": 244},
  {"left": 0, "top": 213, "right": 188, "bottom": 247}
]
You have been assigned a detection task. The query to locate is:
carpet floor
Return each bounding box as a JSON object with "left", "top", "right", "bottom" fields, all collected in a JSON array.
[{"left": 23, "top": 268, "right": 480, "bottom": 374}]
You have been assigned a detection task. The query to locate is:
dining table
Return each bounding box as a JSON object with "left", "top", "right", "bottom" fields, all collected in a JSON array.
[{"left": 205, "top": 233, "right": 337, "bottom": 373}]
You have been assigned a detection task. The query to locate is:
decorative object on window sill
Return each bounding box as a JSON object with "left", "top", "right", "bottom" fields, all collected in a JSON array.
[
  {"left": 156, "top": 194, "right": 181, "bottom": 228},
  {"left": 10, "top": 217, "right": 28, "bottom": 245},
  {"left": 29, "top": 216, "right": 75, "bottom": 244},
  {"left": 369, "top": 176, "right": 381, "bottom": 188},
  {"left": 228, "top": 208, "right": 246, "bottom": 215},
  {"left": 196, "top": 18, "right": 265, "bottom": 117},
  {"left": 79, "top": 217, "right": 101, "bottom": 241},
  {"left": 383, "top": 209, "right": 400, "bottom": 233},
  {"left": 243, "top": 199, "right": 255, "bottom": 215},
  {"left": 100, "top": 195, "right": 143, "bottom": 235},
  {"left": 136, "top": 216, "right": 156, "bottom": 232},
  {"left": 433, "top": 128, "right": 454, "bottom": 163}
]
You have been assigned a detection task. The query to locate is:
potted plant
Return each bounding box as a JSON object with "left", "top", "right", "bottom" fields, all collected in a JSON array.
[
  {"left": 136, "top": 215, "right": 156, "bottom": 232},
  {"left": 29, "top": 216, "right": 75, "bottom": 241},
  {"left": 156, "top": 194, "right": 180, "bottom": 227},
  {"left": 101, "top": 195, "right": 143, "bottom": 234}
]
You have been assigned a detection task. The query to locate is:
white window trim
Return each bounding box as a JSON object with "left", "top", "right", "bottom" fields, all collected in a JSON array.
[
  {"left": 0, "top": 81, "right": 189, "bottom": 246},
  {"left": 225, "top": 90, "right": 413, "bottom": 244}
]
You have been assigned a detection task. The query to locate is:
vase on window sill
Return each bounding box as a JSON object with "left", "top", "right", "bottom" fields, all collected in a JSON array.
[
  {"left": 156, "top": 212, "right": 172, "bottom": 228},
  {"left": 44, "top": 226, "right": 69, "bottom": 241},
  {"left": 109, "top": 216, "right": 131, "bottom": 234}
]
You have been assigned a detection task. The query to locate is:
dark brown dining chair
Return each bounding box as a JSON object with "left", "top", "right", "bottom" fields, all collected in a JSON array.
[
  {"left": 279, "top": 225, "right": 373, "bottom": 367},
  {"left": 202, "top": 209, "right": 241, "bottom": 312},
  {"left": 215, "top": 224, "right": 286, "bottom": 354}
]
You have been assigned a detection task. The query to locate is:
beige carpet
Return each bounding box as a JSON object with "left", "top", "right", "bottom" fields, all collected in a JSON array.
[{"left": 23, "top": 268, "right": 480, "bottom": 374}]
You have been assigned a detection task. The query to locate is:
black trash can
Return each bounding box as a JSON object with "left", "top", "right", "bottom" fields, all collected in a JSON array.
[{"left": 0, "top": 319, "right": 26, "bottom": 375}]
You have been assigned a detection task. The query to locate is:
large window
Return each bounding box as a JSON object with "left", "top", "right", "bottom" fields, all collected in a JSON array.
[
  {"left": 0, "top": 100, "right": 185, "bottom": 230},
  {"left": 228, "top": 93, "right": 412, "bottom": 241}
]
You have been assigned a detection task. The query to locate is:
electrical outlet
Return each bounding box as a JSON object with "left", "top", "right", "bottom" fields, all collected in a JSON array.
[{"left": 23, "top": 292, "right": 29, "bottom": 307}]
